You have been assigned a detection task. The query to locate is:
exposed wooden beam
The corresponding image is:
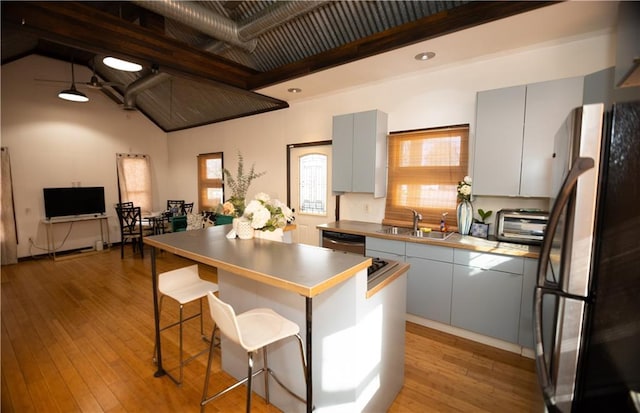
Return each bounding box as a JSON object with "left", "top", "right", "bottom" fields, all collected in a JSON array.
[
  {"left": 247, "top": 1, "right": 555, "bottom": 90},
  {"left": 2, "top": 1, "right": 259, "bottom": 90}
]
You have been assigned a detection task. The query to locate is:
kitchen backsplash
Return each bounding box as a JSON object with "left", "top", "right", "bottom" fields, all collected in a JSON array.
[{"left": 338, "top": 192, "right": 549, "bottom": 228}]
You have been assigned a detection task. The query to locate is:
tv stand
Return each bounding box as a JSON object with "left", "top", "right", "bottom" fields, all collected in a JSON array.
[{"left": 42, "top": 215, "right": 111, "bottom": 260}]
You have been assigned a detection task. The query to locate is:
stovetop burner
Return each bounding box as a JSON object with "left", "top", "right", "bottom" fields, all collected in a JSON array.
[{"left": 368, "top": 257, "right": 389, "bottom": 276}]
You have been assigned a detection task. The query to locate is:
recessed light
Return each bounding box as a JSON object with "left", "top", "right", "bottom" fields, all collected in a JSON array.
[
  {"left": 103, "top": 56, "right": 143, "bottom": 72},
  {"left": 414, "top": 52, "right": 436, "bottom": 61},
  {"left": 288, "top": 88, "right": 302, "bottom": 93}
]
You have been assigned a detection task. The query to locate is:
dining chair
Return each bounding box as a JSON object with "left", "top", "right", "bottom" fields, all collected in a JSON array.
[
  {"left": 201, "top": 292, "right": 307, "bottom": 412},
  {"left": 167, "top": 200, "right": 185, "bottom": 216},
  {"left": 115, "top": 205, "right": 150, "bottom": 258},
  {"left": 182, "top": 202, "right": 194, "bottom": 214}
]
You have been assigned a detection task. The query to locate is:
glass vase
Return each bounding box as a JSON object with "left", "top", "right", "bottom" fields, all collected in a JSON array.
[{"left": 457, "top": 200, "right": 473, "bottom": 235}]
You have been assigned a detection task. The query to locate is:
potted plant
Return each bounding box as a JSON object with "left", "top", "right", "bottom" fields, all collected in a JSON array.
[{"left": 470, "top": 208, "right": 493, "bottom": 239}]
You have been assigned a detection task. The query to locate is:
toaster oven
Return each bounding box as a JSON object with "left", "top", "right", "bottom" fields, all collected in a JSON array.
[{"left": 496, "top": 209, "right": 549, "bottom": 245}]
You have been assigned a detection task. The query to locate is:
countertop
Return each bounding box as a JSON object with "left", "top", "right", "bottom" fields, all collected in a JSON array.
[
  {"left": 318, "top": 220, "right": 541, "bottom": 259},
  {"left": 144, "top": 224, "right": 373, "bottom": 297}
]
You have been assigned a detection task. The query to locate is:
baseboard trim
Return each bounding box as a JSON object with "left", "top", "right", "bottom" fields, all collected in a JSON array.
[{"left": 405, "top": 314, "right": 534, "bottom": 358}]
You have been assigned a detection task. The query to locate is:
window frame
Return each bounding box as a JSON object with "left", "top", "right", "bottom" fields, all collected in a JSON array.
[
  {"left": 197, "top": 152, "right": 224, "bottom": 212},
  {"left": 383, "top": 124, "right": 469, "bottom": 230}
]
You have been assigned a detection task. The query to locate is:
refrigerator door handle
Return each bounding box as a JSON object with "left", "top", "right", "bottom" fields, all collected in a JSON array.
[{"left": 536, "top": 156, "right": 594, "bottom": 287}]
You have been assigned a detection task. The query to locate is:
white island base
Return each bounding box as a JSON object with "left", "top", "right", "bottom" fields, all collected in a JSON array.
[{"left": 218, "top": 268, "right": 407, "bottom": 413}]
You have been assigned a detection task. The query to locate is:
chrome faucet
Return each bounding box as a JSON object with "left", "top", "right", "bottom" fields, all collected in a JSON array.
[{"left": 408, "top": 208, "right": 422, "bottom": 232}]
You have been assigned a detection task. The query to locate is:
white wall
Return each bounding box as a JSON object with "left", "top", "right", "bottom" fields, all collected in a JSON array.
[
  {"left": 1, "top": 56, "right": 168, "bottom": 258},
  {"left": 168, "top": 31, "right": 615, "bottom": 226},
  {"left": 1, "top": 30, "right": 615, "bottom": 259}
]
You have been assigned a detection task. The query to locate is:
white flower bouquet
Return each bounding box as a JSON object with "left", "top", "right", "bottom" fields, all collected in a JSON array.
[
  {"left": 244, "top": 192, "right": 295, "bottom": 232},
  {"left": 457, "top": 176, "right": 472, "bottom": 202}
]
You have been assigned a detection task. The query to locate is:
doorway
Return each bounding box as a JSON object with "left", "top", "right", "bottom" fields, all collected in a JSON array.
[{"left": 287, "top": 141, "right": 334, "bottom": 246}]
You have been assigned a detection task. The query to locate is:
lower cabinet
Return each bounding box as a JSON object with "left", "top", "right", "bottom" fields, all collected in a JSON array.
[
  {"left": 366, "top": 237, "right": 405, "bottom": 261},
  {"left": 366, "top": 236, "right": 536, "bottom": 347},
  {"left": 405, "top": 243, "right": 454, "bottom": 325},
  {"left": 451, "top": 250, "right": 524, "bottom": 343}
]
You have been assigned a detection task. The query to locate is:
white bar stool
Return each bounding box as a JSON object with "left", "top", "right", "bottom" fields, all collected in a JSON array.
[
  {"left": 153, "top": 264, "right": 218, "bottom": 385},
  {"left": 201, "top": 291, "right": 307, "bottom": 412}
]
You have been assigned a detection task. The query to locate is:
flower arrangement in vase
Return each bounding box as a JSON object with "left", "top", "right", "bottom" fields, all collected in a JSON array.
[
  {"left": 244, "top": 193, "right": 295, "bottom": 232},
  {"left": 222, "top": 151, "right": 266, "bottom": 217},
  {"left": 456, "top": 176, "right": 473, "bottom": 235}
]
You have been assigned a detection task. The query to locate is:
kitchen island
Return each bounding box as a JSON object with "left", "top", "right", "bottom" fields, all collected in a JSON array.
[{"left": 144, "top": 225, "right": 409, "bottom": 412}]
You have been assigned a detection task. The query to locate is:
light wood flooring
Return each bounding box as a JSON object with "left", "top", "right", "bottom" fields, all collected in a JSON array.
[{"left": 1, "top": 246, "right": 544, "bottom": 412}]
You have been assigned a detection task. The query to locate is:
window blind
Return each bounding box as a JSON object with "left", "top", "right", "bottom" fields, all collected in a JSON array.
[{"left": 383, "top": 125, "right": 469, "bottom": 230}]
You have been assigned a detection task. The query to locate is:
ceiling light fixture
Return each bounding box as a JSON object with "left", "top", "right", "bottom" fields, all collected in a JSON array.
[
  {"left": 287, "top": 88, "right": 302, "bottom": 93},
  {"left": 58, "top": 62, "right": 89, "bottom": 103},
  {"left": 414, "top": 52, "right": 436, "bottom": 61},
  {"left": 103, "top": 56, "right": 143, "bottom": 72}
]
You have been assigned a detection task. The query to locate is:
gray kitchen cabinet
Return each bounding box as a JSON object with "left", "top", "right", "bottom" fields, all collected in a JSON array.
[
  {"left": 614, "top": 1, "right": 640, "bottom": 88},
  {"left": 473, "top": 76, "right": 583, "bottom": 197},
  {"left": 405, "top": 243, "right": 454, "bottom": 325},
  {"left": 451, "top": 249, "right": 524, "bottom": 343},
  {"left": 366, "top": 237, "right": 405, "bottom": 261},
  {"left": 332, "top": 109, "right": 388, "bottom": 197},
  {"left": 518, "top": 258, "right": 538, "bottom": 348}
]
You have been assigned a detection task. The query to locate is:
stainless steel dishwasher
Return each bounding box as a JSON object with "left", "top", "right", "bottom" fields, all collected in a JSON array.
[{"left": 321, "top": 230, "right": 365, "bottom": 255}]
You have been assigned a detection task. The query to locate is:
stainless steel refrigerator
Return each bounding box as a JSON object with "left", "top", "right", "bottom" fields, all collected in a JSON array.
[{"left": 534, "top": 101, "right": 640, "bottom": 412}]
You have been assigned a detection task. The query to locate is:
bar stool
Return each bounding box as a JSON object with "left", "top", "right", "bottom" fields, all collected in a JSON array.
[
  {"left": 153, "top": 265, "right": 218, "bottom": 385},
  {"left": 201, "top": 291, "right": 307, "bottom": 412}
]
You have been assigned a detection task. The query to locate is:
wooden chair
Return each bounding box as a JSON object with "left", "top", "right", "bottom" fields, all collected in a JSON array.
[
  {"left": 167, "top": 200, "right": 185, "bottom": 216},
  {"left": 115, "top": 205, "right": 150, "bottom": 258},
  {"left": 182, "top": 202, "right": 194, "bottom": 214}
]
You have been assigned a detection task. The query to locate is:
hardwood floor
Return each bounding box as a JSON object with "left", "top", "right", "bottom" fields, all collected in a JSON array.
[{"left": 1, "top": 247, "right": 544, "bottom": 412}]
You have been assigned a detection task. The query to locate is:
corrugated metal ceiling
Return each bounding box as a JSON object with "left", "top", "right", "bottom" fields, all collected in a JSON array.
[{"left": 3, "top": 1, "right": 551, "bottom": 132}]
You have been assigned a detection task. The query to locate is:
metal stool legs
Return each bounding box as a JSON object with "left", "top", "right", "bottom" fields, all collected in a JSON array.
[
  {"left": 153, "top": 295, "right": 210, "bottom": 385},
  {"left": 200, "top": 331, "right": 308, "bottom": 412}
]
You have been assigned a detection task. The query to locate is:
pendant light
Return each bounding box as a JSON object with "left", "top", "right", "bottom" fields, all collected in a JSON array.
[{"left": 58, "top": 61, "right": 89, "bottom": 102}]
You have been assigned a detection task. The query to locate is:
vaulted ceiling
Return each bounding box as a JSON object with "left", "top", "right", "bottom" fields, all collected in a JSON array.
[{"left": 2, "top": 1, "right": 554, "bottom": 132}]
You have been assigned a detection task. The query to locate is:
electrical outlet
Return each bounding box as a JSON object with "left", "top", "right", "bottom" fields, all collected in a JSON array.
[{"left": 364, "top": 204, "right": 370, "bottom": 213}]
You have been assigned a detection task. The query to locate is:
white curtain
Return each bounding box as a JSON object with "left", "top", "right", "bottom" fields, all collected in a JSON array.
[
  {"left": 1, "top": 147, "right": 18, "bottom": 265},
  {"left": 116, "top": 153, "right": 153, "bottom": 214}
]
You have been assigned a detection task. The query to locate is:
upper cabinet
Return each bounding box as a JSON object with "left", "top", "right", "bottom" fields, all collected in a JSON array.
[
  {"left": 473, "top": 77, "right": 584, "bottom": 197},
  {"left": 615, "top": 1, "right": 640, "bottom": 88},
  {"left": 332, "top": 109, "right": 388, "bottom": 198}
]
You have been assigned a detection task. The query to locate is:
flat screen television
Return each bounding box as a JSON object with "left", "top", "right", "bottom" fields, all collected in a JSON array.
[{"left": 43, "top": 187, "right": 106, "bottom": 219}]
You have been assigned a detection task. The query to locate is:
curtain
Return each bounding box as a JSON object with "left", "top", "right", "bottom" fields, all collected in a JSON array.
[
  {"left": 116, "top": 153, "right": 152, "bottom": 214},
  {"left": 1, "top": 147, "right": 18, "bottom": 265}
]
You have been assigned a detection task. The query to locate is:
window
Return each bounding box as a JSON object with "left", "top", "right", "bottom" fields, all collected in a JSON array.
[
  {"left": 198, "top": 152, "right": 223, "bottom": 211},
  {"left": 299, "top": 153, "right": 327, "bottom": 215},
  {"left": 116, "top": 153, "right": 152, "bottom": 213},
  {"left": 384, "top": 125, "right": 469, "bottom": 230}
]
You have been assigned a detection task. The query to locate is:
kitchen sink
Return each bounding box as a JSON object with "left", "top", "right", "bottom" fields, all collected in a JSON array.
[
  {"left": 377, "top": 227, "right": 454, "bottom": 240},
  {"left": 405, "top": 230, "right": 454, "bottom": 240},
  {"left": 377, "top": 227, "right": 411, "bottom": 235}
]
